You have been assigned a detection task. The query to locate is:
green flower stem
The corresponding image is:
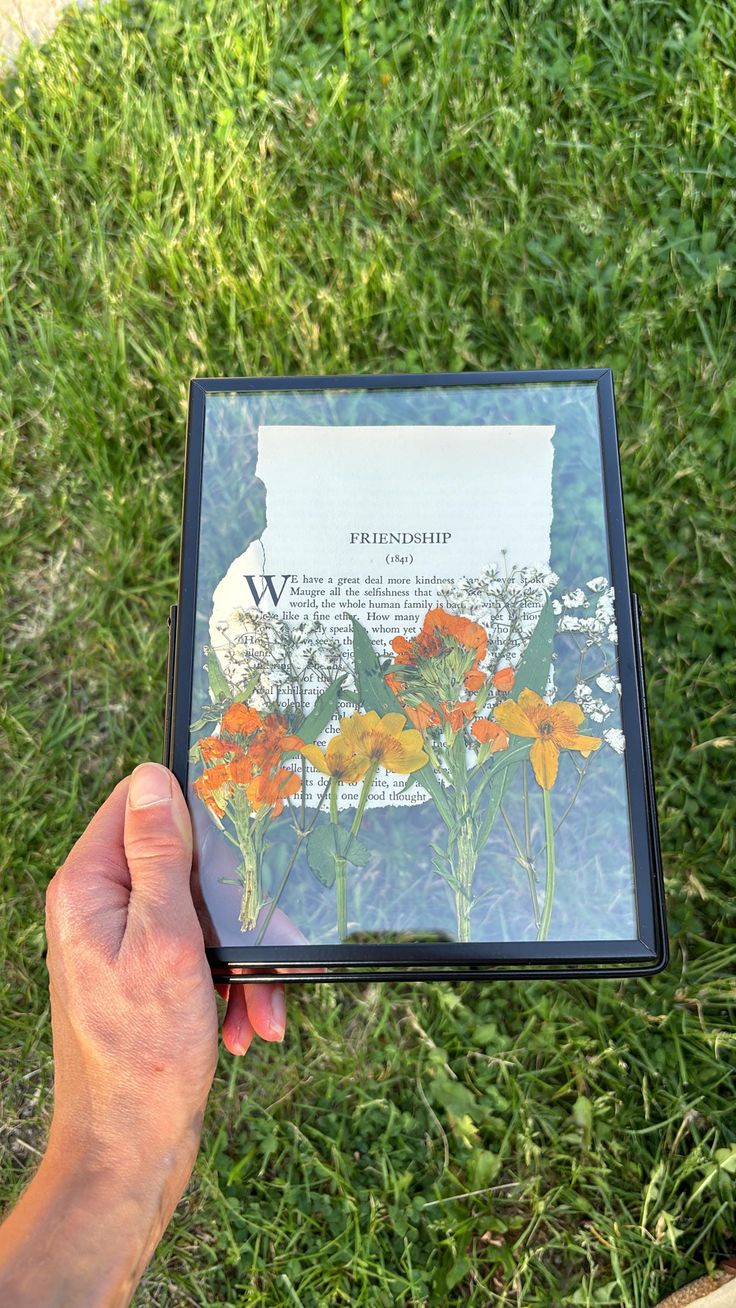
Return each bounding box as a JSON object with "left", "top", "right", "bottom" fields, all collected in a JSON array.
[
  {"left": 335, "top": 764, "right": 378, "bottom": 940},
  {"left": 236, "top": 820, "right": 259, "bottom": 932},
  {"left": 347, "top": 763, "right": 379, "bottom": 844},
  {"left": 330, "top": 777, "right": 348, "bottom": 941},
  {"left": 253, "top": 783, "right": 329, "bottom": 944},
  {"left": 537, "top": 788, "right": 556, "bottom": 941},
  {"left": 454, "top": 819, "right": 475, "bottom": 943},
  {"left": 445, "top": 731, "right": 476, "bottom": 943}
]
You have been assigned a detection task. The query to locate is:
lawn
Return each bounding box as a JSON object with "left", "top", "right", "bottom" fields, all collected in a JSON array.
[{"left": 1, "top": 0, "right": 735, "bottom": 1304}]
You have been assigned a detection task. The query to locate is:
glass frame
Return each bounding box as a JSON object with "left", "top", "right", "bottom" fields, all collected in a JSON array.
[{"left": 165, "top": 369, "right": 667, "bottom": 982}]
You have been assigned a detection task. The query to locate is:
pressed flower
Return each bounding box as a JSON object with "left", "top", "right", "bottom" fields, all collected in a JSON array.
[
  {"left": 492, "top": 665, "right": 515, "bottom": 693},
  {"left": 463, "top": 667, "right": 486, "bottom": 693},
  {"left": 389, "top": 606, "right": 488, "bottom": 711},
  {"left": 385, "top": 670, "right": 442, "bottom": 731},
  {"left": 391, "top": 630, "right": 443, "bottom": 665},
  {"left": 247, "top": 712, "right": 302, "bottom": 768},
  {"left": 494, "top": 688, "right": 601, "bottom": 790},
  {"left": 296, "top": 732, "right": 370, "bottom": 784},
  {"left": 221, "top": 701, "right": 262, "bottom": 737},
  {"left": 247, "top": 767, "right": 301, "bottom": 817},
  {"left": 392, "top": 607, "right": 486, "bottom": 664},
  {"left": 405, "top": 700, "right": 442, "bottom": 730},
  {"left": 193, "top": 762, "right": 234, "bottom": 819},
  {"left": 423, "top": 608, "right": 487, "bottom": 662},
  {"left": 199, "top": 736, "right": 246, "bottom": 766},
  {"left": 339, "top": 710, "right": 429, "bottom": 774},
  {"left": 441, "top": 699, "right": 476, "bottom": 732},
  {"left": 471, "top": 719, "right": 509, "bottom": 753}
]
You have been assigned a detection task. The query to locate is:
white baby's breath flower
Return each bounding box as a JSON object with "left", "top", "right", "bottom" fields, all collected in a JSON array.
[
  {"left": 586, "top": 698, "right": 613, "bottom": 722},
  {"left": 552, "top": 599, "right": 562, "bottom": 615},
  {"left": 562, "top": 588, "right": 587, "bottom": 608},
  {"left": 603, "top": 727, "right": 625, "bottom": 754},
  {"left": 559, "top": 615, "right": 585, "bottom": 633},
  {"left": 587, "top": 576, "right": 608, "bottom": 593},
  {"left": 596, "top": 673, "right": 616, "bottom": 693}
]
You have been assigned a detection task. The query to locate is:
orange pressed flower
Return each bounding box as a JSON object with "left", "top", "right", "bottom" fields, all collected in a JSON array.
[
  {"left": 221, "top": 701, "right": 262, "bottom": 737},
  {"left": 405, "top": 700, "right": 442, "bottom": 730},
  {"left": 423, "top": 608, "right": 487, "bottom": 662},
  {"left": 390, "top": 606, "right": 488, "bottom": 699},
  {"left": 199, "top": 736, "right": 246, "bottom": 766},
  {"left": 246, "top": 767, "right": 301, "bottom": 818},
  {"left": 494, "top": 688, "right": 601, "bottom": 790},
  {"left": 471, "top": 719, "right": 509, "bottom": 753},
  {"left": 492, "top": 666, "right": 515, "bottom": 693},
  {"left": 391, "top": 631, "right": 443, "bottom": 665},
  {"left": 441, "top": 699, "right": 476, "bottom": 732},
  {"left": 195, "top": 702, "right": 303, "bottom": 822},
  {"left": 247, "top": 712, "right": 302, "bottom": 769},
  {"left": 193, "top": 762, "right": 234, "bottom": 819},
  {"left": 463, "top": 667, "right": 486, "bottom": 693},
  {"left": 385, "top": 670, "right": 405, "bottom": 695},
  {"left": 392, "top": 607, "right": 486, "bottom": 671}
]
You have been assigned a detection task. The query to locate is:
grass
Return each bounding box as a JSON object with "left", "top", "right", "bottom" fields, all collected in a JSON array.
[{"left": 1, "top": 0, "right": 735, "bottom": 1302}]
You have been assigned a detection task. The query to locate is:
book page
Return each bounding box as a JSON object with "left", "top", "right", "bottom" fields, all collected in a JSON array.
[{"left": 209, "top": 425, "right": 555, "bottom": 810}]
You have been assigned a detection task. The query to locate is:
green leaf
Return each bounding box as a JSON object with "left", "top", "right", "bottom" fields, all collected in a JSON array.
[
  {"left": 515, "top": 599, "right": 555, "bottom": 696},
  {"left": 207, "top": 647, "right": 230, "bottom": 700},
  {"left": 349, "top": 615, "right": 405, "bottom": 715},
  {"left": 306, "top": 823, "right": 370, "bottom": 888},
  {"left": 338, "top": 688, "right": 360, "bottom": 704},
  {"left": 297, "top": 675, "right": 345, "bottom": 744},
  {"left": 231, "top": 669, "right": 262, "bottom": 704},
  {"left": 446, "top": 1256, "right": 472, "bottom": 1291}
]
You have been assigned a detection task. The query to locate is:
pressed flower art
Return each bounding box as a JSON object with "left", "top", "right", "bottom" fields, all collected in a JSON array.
[{"left": 185, "top": 401, "right": 641, "bottom": 953}]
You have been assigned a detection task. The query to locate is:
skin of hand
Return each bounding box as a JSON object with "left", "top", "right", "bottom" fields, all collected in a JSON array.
[{"left": 0, "top": 762, "right": 286, "bottom": 1307}]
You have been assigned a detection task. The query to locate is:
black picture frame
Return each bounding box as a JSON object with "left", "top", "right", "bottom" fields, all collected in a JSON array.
[{"left": 165, "top": 369, "right": 667, "bottom": 983}]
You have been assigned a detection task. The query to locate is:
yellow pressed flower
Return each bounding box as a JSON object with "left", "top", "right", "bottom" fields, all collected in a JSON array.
[
  {"left": 494, "top": 688, "right": 601, "bottom": 790},
  {"left": 339, "top": 710, "right": 429, "bottom": 775},
  {"left": 296, "top": 731, "right": 370, "bottom": 784}
]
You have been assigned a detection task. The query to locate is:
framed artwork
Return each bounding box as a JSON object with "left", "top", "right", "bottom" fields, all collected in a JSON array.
[{"left": 165, "top": 370, "right": 667, "bottom": 982}]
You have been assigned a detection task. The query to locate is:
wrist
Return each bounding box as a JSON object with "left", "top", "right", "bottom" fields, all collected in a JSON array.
[{"left": 0, "top": 1133, "right": 197, "bottom": 1307}]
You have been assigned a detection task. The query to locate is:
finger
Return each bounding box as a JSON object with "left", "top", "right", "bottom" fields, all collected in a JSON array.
[
  {"left": 244, "top": 982, "right": 286, "bottom": 1042},
  {"left": 123, "top": 763, "right": 194, "bottom": 926},
  {"left": 221, "top": 983, "right": 255, "bottom": 1057},
  {"left": 61, "top": 776, "right": 131, "bottom": 890}
]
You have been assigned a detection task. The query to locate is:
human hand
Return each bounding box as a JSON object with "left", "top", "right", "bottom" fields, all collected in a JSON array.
[
  {"left": 0, "top": 763, "right": 288, "bottom": 1308},
  {"left": 44, "top": 762, "right": 287, "bottom": 1176}
]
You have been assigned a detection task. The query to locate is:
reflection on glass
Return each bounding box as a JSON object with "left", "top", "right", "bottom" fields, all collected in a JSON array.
[{"left": 187, "top": 384, "right": 636, "bottom": 949}]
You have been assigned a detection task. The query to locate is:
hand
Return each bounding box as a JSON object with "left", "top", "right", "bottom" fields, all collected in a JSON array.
[
  {"left": 45, "top": 762, "right": 287, "bottom": 1170},
  {"left": 0, "top": 763, "right": 287, "bottom": 1308}
]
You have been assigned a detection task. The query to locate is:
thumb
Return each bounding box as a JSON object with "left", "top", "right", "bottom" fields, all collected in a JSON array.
[{"left": 123, "top": 763, "right": 194, "bottom": 918}]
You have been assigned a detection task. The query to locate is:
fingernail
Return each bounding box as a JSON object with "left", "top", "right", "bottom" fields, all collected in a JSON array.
[
  {"left": 128, "top": 763, "right": 173, "bottom": 809},
  {"left": 269, "top": 987, "right": 286, "bottom": 1040}
]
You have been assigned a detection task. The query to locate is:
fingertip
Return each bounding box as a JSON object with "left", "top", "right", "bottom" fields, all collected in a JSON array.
[
  {"left": 221, "top": 982, "right": 255, "bottom": 1056},
  {"left": 244, "top": 982, "right": 286, "bottom": 1043},
  {"left": 227, "top": 1021, "right": 254, "bottom": 1057}
]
